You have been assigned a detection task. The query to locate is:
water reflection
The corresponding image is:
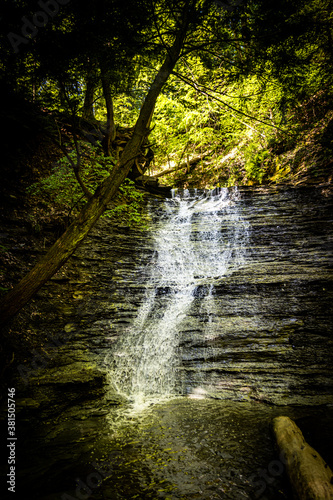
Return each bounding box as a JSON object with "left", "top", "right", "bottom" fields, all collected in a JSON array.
[{"left": 85, "top": 398, "right": 332, "bottom": 500}]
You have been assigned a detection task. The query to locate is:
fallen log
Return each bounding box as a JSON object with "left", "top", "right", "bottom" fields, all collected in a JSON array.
[
  {"left": 154, "top": 151, "right": 210, "bottom": 178},
  {"left": 273, "top": 416, "right": 333, "bottom": 500}
]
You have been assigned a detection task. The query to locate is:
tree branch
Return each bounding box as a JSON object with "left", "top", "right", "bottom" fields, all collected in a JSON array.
[{"left": 172, "top": 70, "right": 287, "bottom": 134}]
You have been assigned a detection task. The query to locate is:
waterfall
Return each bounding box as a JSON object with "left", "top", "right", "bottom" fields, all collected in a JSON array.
[{"left": 107, "top": 188, "right": 249, "bottom": 408}]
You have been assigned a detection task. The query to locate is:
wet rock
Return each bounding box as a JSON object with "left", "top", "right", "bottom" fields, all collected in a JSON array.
[
  {"left": 16, "top": 397, "right": 40, "bottom": 410},
  {"left": 29, "top": 361, "right": 106, "bottom": 387}
]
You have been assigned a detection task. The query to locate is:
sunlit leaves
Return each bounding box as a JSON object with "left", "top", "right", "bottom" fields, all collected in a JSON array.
[{"left": 27, "top": 142, "right": 147, "bottom": 227}]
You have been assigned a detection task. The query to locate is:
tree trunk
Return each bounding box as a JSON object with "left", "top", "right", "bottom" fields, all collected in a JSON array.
[
  {"left": 273, "top": 416, "right": 333, "bottom": 500},
  {"left": 65, "top": 133, "right": 93, "bottom": 200},
  {"left": 101, "top": 72, "right": 116, "bottom": 156},
  {"left": 82, "top": 75, "right": 96, "bottom": 121},
  {"left": 0, "top": 15, "right": 190, "bottom": 327}
]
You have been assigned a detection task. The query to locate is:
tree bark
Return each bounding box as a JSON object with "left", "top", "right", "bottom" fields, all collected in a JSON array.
[
  {"left": 82, "top": 75, "right": 96, "bottom": 121},
  {"left": 273, "top": 416, "right": 333, "bottom": 500},
  {"left": 71, "top": 133, "right": 93, "bottom": 200},
  {"left": 0, "top": 13, "right": 190, "bottom": 327},
  {"left": 101, "top": 71, "right": 116, "bottom": 156}
]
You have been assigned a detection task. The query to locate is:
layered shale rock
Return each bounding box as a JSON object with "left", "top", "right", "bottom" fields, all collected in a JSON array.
[{"left": 7, "top": 185, "right": 333, "bottom": 409}]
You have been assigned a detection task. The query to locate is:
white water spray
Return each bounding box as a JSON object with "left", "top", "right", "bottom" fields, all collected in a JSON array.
[{"left": 106, "top": 188, "right": 249, "bottom": 408}]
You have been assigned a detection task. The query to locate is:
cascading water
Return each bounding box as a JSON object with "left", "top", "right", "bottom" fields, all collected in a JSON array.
[{"left": 107, "top": 188, "right": 250, "bottom": 408}]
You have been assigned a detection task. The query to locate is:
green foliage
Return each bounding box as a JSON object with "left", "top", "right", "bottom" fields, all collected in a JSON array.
[
  {"left": 2, "top": 0, "right": 332, "bottom": 193},
  {"left": 27, "top": 142, "right": 114, "bottom": 202},
  {"left": 104, "top": 179, "right": 147, "bottom": 228},
  {"left": 150, "top": 57, "right": 287, "bottom": 187},
  {"left": 149, "top": 0, "right": 332, "bottom": 189},
  {"left": 27, "top": 143, "right": 147, "bottom": 228},
  {"left": 244, "top": 144, "right": 270, "bottom": 184},
  {"left": 111, "top": 94, "right": 141, "bottom": 127},
  {"left": 27, "top": 162, "right": 76, "bottom": 207}
]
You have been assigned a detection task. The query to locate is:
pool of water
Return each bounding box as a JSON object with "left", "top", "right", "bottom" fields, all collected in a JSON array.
[{"left": 43, "top": 397, "right": 333, "bottom": 500}]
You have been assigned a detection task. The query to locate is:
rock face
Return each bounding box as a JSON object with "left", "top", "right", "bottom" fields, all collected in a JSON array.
[
  {"left": 273, "top": 416, "right": 333, "bottom": 500},
  {"left": 99, "top": 185, "right": 332, "bottom": 405},
  {"left": 6, "top": 185, "right": 333, "bottom": 410},
  {"left": 174, "top": 185, "right": 333, "bottom": 405}
]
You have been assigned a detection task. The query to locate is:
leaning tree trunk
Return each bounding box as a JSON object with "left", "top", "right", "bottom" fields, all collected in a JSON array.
[{"left": 0, "top": 17, "right": 190, "bottom": 327}]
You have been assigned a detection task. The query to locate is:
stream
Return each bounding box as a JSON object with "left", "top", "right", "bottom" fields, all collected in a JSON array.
[{"left": 1, "top": 185, "right": 333, "bottom": 499}]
